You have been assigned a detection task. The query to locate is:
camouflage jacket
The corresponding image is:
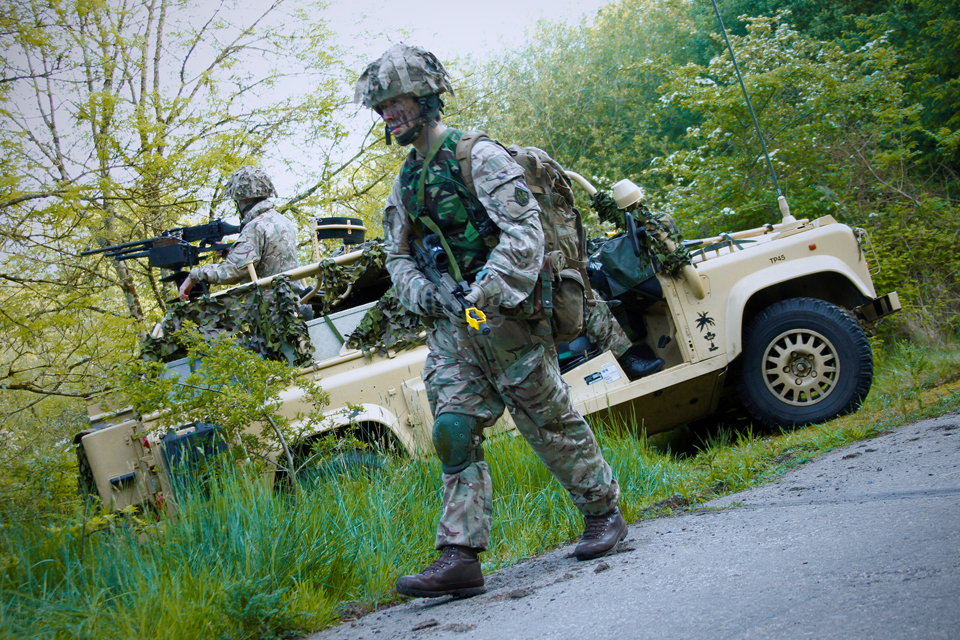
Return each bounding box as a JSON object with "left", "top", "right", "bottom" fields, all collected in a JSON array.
[
  {"left": 383, "top": 130, "right": 544, "bottom": 314},
  {"left": 190, "top": 199, "right": 298, "bottom": 285}
]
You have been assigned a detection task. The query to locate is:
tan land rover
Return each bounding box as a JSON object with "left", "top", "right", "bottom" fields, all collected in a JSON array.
[{"left": 76, "top": 175, "right": 900, "bottom": 515}]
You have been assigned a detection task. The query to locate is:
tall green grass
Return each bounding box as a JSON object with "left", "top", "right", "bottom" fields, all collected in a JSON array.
[{"left": 2, "top": 339, "right": 959, "bottom": 639}]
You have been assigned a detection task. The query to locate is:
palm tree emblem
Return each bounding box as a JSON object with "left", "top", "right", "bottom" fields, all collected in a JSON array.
[{"left": 696, "top": 312, "right": 715, "bottom": 332}]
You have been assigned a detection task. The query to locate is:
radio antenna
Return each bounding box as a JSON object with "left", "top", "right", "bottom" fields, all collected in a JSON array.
[{"left": 710, "top": 0, "right": 796, "bottom": 223}]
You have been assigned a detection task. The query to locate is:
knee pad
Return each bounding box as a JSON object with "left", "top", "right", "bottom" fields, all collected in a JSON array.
[{"left": 432, "top": 412, "right": 484, "bottom": 474}]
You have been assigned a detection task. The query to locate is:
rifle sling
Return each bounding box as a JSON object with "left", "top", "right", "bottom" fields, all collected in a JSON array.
[{"left": 415, "top": 129, "right": 466, "bottom": 283}]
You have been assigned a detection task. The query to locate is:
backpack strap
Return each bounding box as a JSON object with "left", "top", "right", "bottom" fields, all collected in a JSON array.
[
  {"left": 455, "top": 130, "right": 503, "bottom": 249},
  {"left": 455, "top": 130, "right": 490, "bottom": 198}
]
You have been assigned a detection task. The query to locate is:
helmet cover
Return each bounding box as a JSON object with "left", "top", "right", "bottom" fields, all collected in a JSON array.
[
  {"left": 354, "top": 43, "right": 454, "bottom": 110},
  {"left": 223, "top": 166, "right": 277, "bottom": 201}
]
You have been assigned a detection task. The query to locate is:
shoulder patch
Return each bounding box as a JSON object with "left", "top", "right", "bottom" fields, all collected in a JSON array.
[{"left": 515, "top": 184, "right": 530, "bottom": 206}]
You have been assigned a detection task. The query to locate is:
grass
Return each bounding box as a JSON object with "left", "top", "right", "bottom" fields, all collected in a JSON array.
[{"left": 1, "top": 339, "right": 959, "bottom": 639}]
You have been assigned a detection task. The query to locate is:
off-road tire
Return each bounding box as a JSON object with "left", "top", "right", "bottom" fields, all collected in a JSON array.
[
  {"left": 276, "top": 423, "right": 402, "bottom": 491},
  {"left": 736, "top": 297, "right": 873, "bottom": 429}
]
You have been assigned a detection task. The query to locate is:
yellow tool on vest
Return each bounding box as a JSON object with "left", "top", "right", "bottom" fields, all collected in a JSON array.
[{"left": 464, "top": 307, "right": 489, "bottom": 334}]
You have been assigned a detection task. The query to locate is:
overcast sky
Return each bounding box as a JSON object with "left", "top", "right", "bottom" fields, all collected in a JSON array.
[{"left": 325, "top": 0, "right": 613, "bottom": 65}]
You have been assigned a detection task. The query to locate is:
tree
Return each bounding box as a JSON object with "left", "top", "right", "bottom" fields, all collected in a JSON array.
[
  {"left": 697, "top": 0, "right": 960, "bottom": 177},
  {"left": 633, "top": 14, "right": 959, "bottom": 339},
  {"left": 643, "top": 15, "right": 924, "bottom": 230},
  {"left": 0, "top": 0, "right": 365, "bottom": 407},
  {"left": 690, "top": 0, "right": 889, "bottom": 41},
  {"left": 473, "top": 0, "right": 715, "bottom": 223},
  {"left": 858, "top": 0, "right": 960, "bottom": 176}
]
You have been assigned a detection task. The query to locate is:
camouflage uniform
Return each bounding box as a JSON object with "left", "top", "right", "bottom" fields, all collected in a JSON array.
[
  {"left": 384, "top": 132, "right": 620, "bottom": 551},
  {"left": 585, "top": 298, "right": 633, "bottom": 358},
  {"left": 189, "top": 198, "right": 297, "bottom": 285}
]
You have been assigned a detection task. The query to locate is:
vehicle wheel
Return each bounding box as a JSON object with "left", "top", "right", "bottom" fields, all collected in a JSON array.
[
  {"left": 304, "top": 450, "right": 386, "bottom": 482},
  {"left": 280, "top": 422, "right": 404, "bottom": 490},
  {"left": 736, "top": 297, "right": 873, "bottom": 429}
]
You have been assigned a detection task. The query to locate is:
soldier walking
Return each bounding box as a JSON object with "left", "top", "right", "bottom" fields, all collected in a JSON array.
[{"left": 354, "top": 44, "right": 628, "bottom": 598}]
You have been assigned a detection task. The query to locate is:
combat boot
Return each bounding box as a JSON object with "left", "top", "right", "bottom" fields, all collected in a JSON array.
[
  {"left": 575, "top": 508, "right": 628, "bottom": 561},
  {"left": 395, "top": 546, "right": 486, "bottom": 598},
  {"left": 618, "top": 351, "right": 665, "bottom": 381}
]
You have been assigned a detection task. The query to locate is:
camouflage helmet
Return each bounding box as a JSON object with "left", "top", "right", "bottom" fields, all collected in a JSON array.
[
  {"left": 354, "top": 43, "right": 454, "bottom": 110},
  {"left": 223, "top": 166, "right": 277, "bottom": 201}
]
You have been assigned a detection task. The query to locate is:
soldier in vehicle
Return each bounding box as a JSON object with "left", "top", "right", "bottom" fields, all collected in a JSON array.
[
  {"left": 178, "top": 166, "right": 298, "bottom": 300},
  {"left": 355, "top": 43, "right": 628, "bottom": 599}
]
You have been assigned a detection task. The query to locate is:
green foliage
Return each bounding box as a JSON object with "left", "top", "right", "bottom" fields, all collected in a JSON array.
[
  {"left": 866, "top": 197, "right": 960, "bottom": 339},
  {"left": 477, "top": 0, "right": 709, "bottom": 191},
  {"left": 858, "top": 0, "right": 960, "bottom": 173},
  {"left": 871, "top": 338, "right": 960, "bottom": 411},
  {"left": 695, "top": 0, "right": 889, "bottom": 41},
  {"left": 220, "top": 576, "right": 295, "bottom": 640},
  {"left": 115, "top": 325, "right": 328, "bottom": 469},
  {"left": 645, "top": 15, "right": 922, "bottom": 233},
  {"left": 0, "top": 400, "right": 86, "bottom": 524}
]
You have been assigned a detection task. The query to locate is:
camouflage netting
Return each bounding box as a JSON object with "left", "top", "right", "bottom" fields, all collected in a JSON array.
[
  {"left": 591, "top": 191, "right": 624, "bottom": 228},
  {"left": 644, "top": 212, "right": 693, "bottom": 277},
  {"left": 316, "top": 241, "right": 425, "bottom": 357},
  {"left": 317, "top": 242, "right": 387, "bottom": 308},
  {"left": 590, "top": 191, "right": 692, "bottom": 278},
  {"left": 140, "top": 275, "right": 313, "bottom": 366},
  {"left": 346, "top": 286, "right": 427, "bottom": 357}
]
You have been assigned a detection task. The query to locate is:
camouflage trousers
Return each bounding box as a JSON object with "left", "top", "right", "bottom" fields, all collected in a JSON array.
[
  {"left": 584, "top": 297, "right": 632, "bottom": 359},
  {"left": 423, "top": 310, "right": 620, "bottom": 551}
]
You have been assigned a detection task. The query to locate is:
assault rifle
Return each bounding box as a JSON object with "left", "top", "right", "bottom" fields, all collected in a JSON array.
[
  {"left": 412, "top": 234, "right": 490, "bottom": 335},
  {"left": 81, "top": 219, "right": 241, "bottom": 294}
]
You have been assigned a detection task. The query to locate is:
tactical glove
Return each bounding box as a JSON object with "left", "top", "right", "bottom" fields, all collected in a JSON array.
[
  {"left": 419, "top": 284, "right": 457, "bottom": 319},
  {"left": 464, "top": 283, "right": 486, "bottom": 309},
  {"left": 464, "top": 272, "right": 502, "bottom": 310}
]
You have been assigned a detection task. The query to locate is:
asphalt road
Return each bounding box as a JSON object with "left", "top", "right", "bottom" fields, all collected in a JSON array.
[{"left": 308, "top": 412, "right": 960, "bottom": 640}]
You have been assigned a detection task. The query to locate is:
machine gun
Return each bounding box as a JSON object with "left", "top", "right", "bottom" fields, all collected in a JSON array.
[
  {"left": 81, "top": 220, "right": 241, "bottom": 296},
  {"left": 411, "top": 233, "right": 490, "bottom": 335}
]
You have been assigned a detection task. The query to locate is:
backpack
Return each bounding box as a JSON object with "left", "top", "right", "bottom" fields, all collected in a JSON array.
[{"left": 455, "top": 131, "right": 593, "bottom": 343}]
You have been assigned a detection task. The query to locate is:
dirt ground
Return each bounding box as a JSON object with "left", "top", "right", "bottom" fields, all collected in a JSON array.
[{"left": 306, "top": 411, "right": 960, "bottom": 640}]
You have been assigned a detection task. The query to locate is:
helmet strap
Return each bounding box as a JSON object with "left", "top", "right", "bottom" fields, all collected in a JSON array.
[
  {"left": 394, "top": 118, "right": 425, "bottom": 146},
  {"left": 237, "top": 197, "right": 265, "bottom": 219},
  {"left": 385, "top": 94, "right": 445, "bottom": 146}
]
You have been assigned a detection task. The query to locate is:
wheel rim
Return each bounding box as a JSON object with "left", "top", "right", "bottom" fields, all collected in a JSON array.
[{"left": 761, "top": 328, "right": 839, "bottom": 407}]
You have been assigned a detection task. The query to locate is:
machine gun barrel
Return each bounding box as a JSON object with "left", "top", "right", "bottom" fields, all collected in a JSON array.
[
  {"left": 80, "top": 219, "right": 241, "bottom": 262},
  {"left": 172, "top": 219, "right": 241, "bottom": 245},
  {"left": 80, "top": 237, "right": 153, "bottom": 257},
  {"left": 80, "top": 219, "right": 241, "bottom": 301}
]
